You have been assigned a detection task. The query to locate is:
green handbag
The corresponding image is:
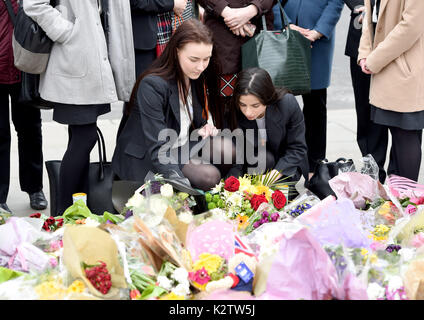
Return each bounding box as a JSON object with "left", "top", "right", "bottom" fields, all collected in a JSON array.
[{"left": 241, "top": 2, "right": 311, "bottom": 95}]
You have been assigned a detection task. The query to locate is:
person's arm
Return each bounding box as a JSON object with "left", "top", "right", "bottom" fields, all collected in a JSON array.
[
  {"left": 23, "top": 0, "right": 73, "bottom": 43},
  {"left": 365, "top": 0, "right": 424, "bottom": 74},
  {"left": 196, "top": 0, "right": 229, "bottom": 17},
  {"left": 357, "top": 0, "right": 372, "bottom": 64},
  {"left": 274, "top": 95, "right": 308, "bottom": 178},
  {"left": 130, "top": 0, "right": 174, "bottom": 13},
  {"left": 137, "top": 77, "right": 186, "bottom": 178},
  {"left": 312, "top": 0, "right": 345, "bottom": 40}
]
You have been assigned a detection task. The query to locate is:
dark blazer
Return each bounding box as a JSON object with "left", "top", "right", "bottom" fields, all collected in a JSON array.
[
  {"left": 112, "top": 75, "right": 209, "bottom": 182},
  {"left": 130, "top": 0, "right": 174, "bottom": 50},
  {"left": 227, "top": 93, "right": 309, "bottom": 180},
  {"left": 344, "top": 0, "right": 364, "bottom": 58}
]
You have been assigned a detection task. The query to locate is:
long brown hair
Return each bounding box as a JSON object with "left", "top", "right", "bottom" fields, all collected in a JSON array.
[{"left": 127, "top": 19, "right": 224, "bottom": 128}]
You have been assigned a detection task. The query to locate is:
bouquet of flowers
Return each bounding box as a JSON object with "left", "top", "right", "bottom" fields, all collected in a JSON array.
[{"left": 205, "top": 172, "right": 293, "bottom": 231}]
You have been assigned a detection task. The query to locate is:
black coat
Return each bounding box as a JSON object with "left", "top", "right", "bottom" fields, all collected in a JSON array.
[
  {"left": 227, "top": 93, "right": 309, "bottom": 180},
  {"left": 112, "top": 75, "right": 209, "bottom": 181},
  {"left": 344, "top": 0, "right": 364, "bottom": 58},
  {"left": 130, "top": 0, "right": 174, "bottom": 50}
]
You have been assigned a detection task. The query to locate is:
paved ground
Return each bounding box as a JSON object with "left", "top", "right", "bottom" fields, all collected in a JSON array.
[{"left": 6, "top": 7, "right": 424, "bottom": 217}]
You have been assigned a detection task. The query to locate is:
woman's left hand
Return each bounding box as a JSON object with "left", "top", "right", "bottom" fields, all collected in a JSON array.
[
  {"left": 224, "top": 5, "right": 258, "bottom": 30},
  {"left": 198, "top": 123, "right": 219, "bottom": 139}
]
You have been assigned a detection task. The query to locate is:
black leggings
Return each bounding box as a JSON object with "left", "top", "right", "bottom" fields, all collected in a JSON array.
[
  {"left": 58, "top": 123, "right": 98, "bottom": 214},
  {"left": 387, "top": 126, "right": 422, "bottom": 181}
]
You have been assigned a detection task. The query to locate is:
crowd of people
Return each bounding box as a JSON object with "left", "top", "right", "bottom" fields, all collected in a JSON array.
[{"left": 0, "top": 0, "right": 423, "bottom": 216}]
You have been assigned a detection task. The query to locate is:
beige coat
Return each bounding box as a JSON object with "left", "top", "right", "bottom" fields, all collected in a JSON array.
[{"left": 358, "top": 0, "right": 424, "bottom": 113}]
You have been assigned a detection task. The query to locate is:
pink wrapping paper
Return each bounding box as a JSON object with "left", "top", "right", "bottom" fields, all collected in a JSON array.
[
  {"left": 296, "top": 195, "right": 336, "bottom": 226},
  {"left": 258, "top": 227, "right": 340, "bottom": 300},
  {"left": 186, "top": 220, "right": 235, "bottom": 262}
]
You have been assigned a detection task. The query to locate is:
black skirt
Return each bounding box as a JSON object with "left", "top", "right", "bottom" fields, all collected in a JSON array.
[
  {"left": 371, "top": 106, "right": 424, "bottom": 131},
  {"left": 53, "top": 103, "right": 111, "bottom": 125}
]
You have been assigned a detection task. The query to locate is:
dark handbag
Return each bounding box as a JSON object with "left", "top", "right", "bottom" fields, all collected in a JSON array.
[
  {"left": 344, "top": 0, "right": 363, "bottom": 11},
  {"left": 307, "top": 158, "right": 355, "bottom": 200},
  {"left": 45, "top": 127, "right": 117, "bottom": 217},
  {"left": 18, "top": 72, "right": 54, "bottom": 109},
  {"left": 241, "top": 1, "right": 311, "bottom": 95},
  {"left": 8, "top": 0, "right": 57, "bottom": 74}
]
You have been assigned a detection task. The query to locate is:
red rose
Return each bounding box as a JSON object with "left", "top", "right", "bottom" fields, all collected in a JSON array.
[
  {"left": 272, "top": 190, "right": 287, "bottom": 210},
  {"left": 250, "top": 194, "right": 268, "bottom": 211},
  {"left": 30, "top": 213, "right": 41, "bottom": 219},
  {"left": 224, "top": 176, "right": 240, "bottom": 192},
  {"left": 46, "top": 217, "right": 56, "bottom": 226}
]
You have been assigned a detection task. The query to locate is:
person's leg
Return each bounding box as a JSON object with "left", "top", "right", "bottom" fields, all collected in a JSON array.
[
  {"left": 387, "top": 126, "right": 422, "bottom": 181},
  {"left": 10, "top": 83, "right": 44, "bottom": 196},
  {"left": 0, "top": 84, "right": 11, "bottom": 205},
  {"left": 302, "top": 89, "right": 327, "bottom": 174},
  {"left": 58, "top": 123, "right": 98, "bottom": 214},
  {"left": 182, "top": 161, "right": 221, "bottom": 191},
  {"left": 350, "top": 58, "right": 388, "bottom": 183}
]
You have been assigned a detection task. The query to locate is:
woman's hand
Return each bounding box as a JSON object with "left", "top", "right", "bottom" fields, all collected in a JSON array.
[
  {"left": 198, "top": 123, "right": 219, "bottom": 139},
  {"left": 289, "top": 24, "right": 310, "bottom": 37},
  {"left": 355, "top": 5, "right": 366, "bottom": 24},
  {"left": 359, "top": 58, "right": 373, "bottom": 74},
  {"left": 231, "top": 23, "right": 256, "bottom": 37},
  {"left": 174, "top": 0, "right": 188, "bottom": 17},
  {"left": 304, "top": 29, "right": 323, "bottom": 42},
  {"left": 222, "top": 5, "right": 258, "bottom": 30}
]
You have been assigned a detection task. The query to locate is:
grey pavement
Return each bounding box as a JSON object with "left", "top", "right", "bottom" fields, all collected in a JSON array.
[{"left": 6, "top": 7, "right": 424, "bottom": 217}]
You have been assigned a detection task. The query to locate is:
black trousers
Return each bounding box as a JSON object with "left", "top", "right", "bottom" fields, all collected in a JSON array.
[
  {"left": 0, "top": 83, "right": 43, "bottom": 203},
  {"left": 350, "top": 57, "right": 389, "bottom": 183},
  {"left": 302, "top": 88, "right": 327, "bottom": 171}
]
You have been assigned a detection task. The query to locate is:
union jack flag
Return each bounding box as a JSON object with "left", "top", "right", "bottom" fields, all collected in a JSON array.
[
  {"left": 234, "top": 233, "right": 257, "bottom": 259},
  {"left": 386, "top": 174, "right": 424, "bottom": 199}
]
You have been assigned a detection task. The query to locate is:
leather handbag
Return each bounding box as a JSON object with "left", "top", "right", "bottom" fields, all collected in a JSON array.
[
  {"left": 307, "top": 158, "right": 355, "bottom": 200},
  {"left": 18, "top": 72, "right": 54, "bottom": 109},
  {"left": 241, "top": 1, "right": 311, "bottom": 95},
  {"left": 45, "top": 127, "right": 117, "bottom": 217}
]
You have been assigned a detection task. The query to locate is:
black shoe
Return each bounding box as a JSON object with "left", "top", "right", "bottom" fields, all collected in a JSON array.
[
  {"left": 0, "top": 203, "right": 12, "bottom": 214},
  {"left": 29, "top": 191, "right": 48, "bottom": 210}
]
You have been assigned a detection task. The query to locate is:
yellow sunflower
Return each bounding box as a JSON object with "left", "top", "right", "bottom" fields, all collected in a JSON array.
[
  {"left": 254, "top": 185, "right": 272, "bottom": 201},
  {"left": 236, "top": 214, "right": 249, "bottom": 231}
]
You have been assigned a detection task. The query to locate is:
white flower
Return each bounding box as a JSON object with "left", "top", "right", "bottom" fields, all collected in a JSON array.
[
  {"left": 160, "top": 184, "right": 174, "bottom": 198},
  {"left": 172, "top": 283, "right": 191, "bottom": 297},
  {"left": 157, "top": 276, "right": 173, "bottom": 291},
  {"left": 211, "top": 182, "right": 223, "bottom": 194},
  {"left": 398, "top": 248, "right": 416, "bottom": 262},
  {"left": 84, "top": 217, "right": 100, "bottom": 227},
  {"left": 172, "top": 267, "right": 189, "bottom": 283},
  {"left": 178, "top": 211, "right": 193, "bottom": 224},
  {"left": 126, "top": 193, "right": 144, "bottom": 208},
  {"left": 387, "top": 275, "right": 404, "bottom": 293},
  {"left": 367, "top": 282, "right": 386, "bottom": 300}
]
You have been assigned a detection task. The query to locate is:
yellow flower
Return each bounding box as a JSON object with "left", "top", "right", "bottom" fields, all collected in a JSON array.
[
  {"left": 378, "top": 202, "right": 391, "bottom": 216},
  {"left": 67, "top": 280, "right": 85, "bottom": 294},
  {"left": 35, "top": 281, "right": 66, "bottom": 300},
  {"left": 254, "top": 185, "right": 272, "bottom": 201},
  {"left": 160, "top": 292, "right": 185, "bottom": 300},
  {"left": 238, "top": 176, "right": 253, "bottom": 193},
  {"left": 360, "top": 248, "right": 369, "bottom": 256},
  {"left": 192, "top": 253, "right": 223, "bottom": 274},
  {"left": 236, "top": 214, "right": 249, "bottom": 231}
]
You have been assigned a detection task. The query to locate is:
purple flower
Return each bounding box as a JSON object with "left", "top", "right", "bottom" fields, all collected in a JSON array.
[
  {"left": 271, "top": 212, "right": 280, "bottom": 222},
  {"left": 262, "top": 211, "right": 269, "bottom": 218},
  {"left": 125, "top": 209, "right": 134, "bottom": 220},
  {"left": 260, "top": 217, "right": 269, "bottom": 224},
  {"left": 253, "top": 221, "right": 261, "bottom": 229},
  {"left": 386, "top": 244, "right": 402, "bottom": 253}
]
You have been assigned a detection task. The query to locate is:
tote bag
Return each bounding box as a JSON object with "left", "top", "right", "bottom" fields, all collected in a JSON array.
[{"left": 241, "top": 1, "right": 311, "bottom": 95}]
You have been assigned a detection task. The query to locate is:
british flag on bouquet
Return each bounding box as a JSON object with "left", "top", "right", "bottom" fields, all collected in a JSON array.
[
  {"left": 386, "top": 174, "right": 424, "bottom": 199},
  {"left": 234, "top": 233, "right": 257, "bottom": 259}
]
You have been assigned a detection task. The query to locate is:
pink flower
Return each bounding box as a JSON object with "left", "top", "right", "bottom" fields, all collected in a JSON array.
[
  {"left": 189, "top": 267, "right": 210, "bottom": 285},
  {"left": 411, "top": 233, "right": 424, "bottom": 248},
  {"left": 370, "top": 241, "right": 387, "bottom": 251},
  {"left": 410, "top": 197, "right": 424, "bottom": 205},
  {"left": 405, "top": 204, "right": 417, "bottom": 215},
  {"left": 49, "top": 257, "right": 58, "bottom": 268}
]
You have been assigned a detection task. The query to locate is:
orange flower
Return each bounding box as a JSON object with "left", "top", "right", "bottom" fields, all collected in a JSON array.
[{"left": 236, "top": 215, "right": 248, "bottom": 230}]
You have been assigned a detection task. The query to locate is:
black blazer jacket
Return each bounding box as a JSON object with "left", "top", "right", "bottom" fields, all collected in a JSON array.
[
  {"left": 130, "top": 0, "right": 174, "bottom": 50},
  {"left": 344, "top": 0, "right": 364, "bottom": 58},
  {"left": 112, "top": 75, "right": 209, "bottom": 181},
  {"left": 227, "top": 93, "right": 309, "bottom": 180}
]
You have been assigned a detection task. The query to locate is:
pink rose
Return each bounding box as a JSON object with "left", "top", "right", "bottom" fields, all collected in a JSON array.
[
  {"left": 411, "top": 233, "right": 424, "bottom": 248},
  {"left": 410, "top": 197, "right": 424, "bottom": 205},
  {"left": 405, "top": 204, "right": 417, "bottom": 215}
]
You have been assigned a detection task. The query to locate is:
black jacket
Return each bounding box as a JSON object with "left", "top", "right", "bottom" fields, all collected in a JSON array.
[
  {"left": 130, "top": 0, "right": 174, "bottom": 50},
  {"left": 227, "top": 93, "right": 309, "bottom": 180},
  {"left": 344, "top": 0, "right": 364, "bottom": 58},
  {"left": 112, "top": 75, "right": 209, "bottom": 181}
]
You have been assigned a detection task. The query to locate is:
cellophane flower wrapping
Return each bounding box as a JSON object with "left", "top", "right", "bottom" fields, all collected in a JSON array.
[
  {"left": 258, "top": 225, "right": 340, "bottom": 300},
  {"left": 283, "top": 191, "right": 321, "bottom": 219}
]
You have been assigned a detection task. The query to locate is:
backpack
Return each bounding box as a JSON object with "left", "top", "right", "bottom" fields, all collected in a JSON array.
[{"left": 4, "top": 0, "right": 56, "bottom": 74}]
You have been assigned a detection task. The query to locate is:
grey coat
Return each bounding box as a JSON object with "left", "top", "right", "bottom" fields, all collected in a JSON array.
[{"left": 23, "top": 0, "right": 135, "bottom": 104}]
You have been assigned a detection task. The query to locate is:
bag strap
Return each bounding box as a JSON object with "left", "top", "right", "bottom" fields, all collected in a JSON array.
[
  {"left": 262, "top": 0, "right": 290, "bottom": 31},
  {"left": 3, "top": 0, "right": 17, "bottom": 26},
  {"left": 96, "top": 127, "right": 107, "bottom": 180}
]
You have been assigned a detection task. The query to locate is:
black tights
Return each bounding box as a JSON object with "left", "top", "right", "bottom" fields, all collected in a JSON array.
[
  {"left": 182, "top": 136, "right": 236, "bottom": 191},
  {"left": 387, "top": 126, "right": 422, "bottom": 181},
  {"left": 58, "top": 123, "right": 98, "bottom": 213}
]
